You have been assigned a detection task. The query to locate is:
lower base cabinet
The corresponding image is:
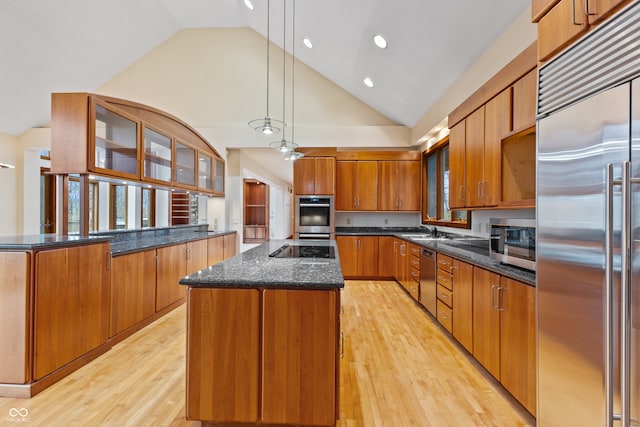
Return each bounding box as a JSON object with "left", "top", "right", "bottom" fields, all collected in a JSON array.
[
  {"left": 155, "top": 244, "right": 187, "bottom": 311},
  {"left": 336, "top": 236, "right": 378, "bottom": 278},
  {"left": 186, "top": 287, "right": 340, "bottom": 426}
]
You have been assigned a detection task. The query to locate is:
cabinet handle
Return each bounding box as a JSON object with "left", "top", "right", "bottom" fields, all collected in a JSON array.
[
  {"left": 571, "top": 0, "right": 584, "bottom": 25},
  {"left": 106, "top": 252, "right": 112, "bottom": 271},
  {"left": 186, "top": 247, "right": 191, "bottom": 260},
  {"left": 459, "top": 185, "right": 465, "bottom": 202},
  {"left": 439, "top": 313, "right": 449, "bottom": 320},
  {"left": 340, "top": 331, "right": 345, "bottom": 359},
  {"left": 497, "top": 287, "right": 505, "bottom": 311},
  {"left": 155, "top": 255, "right": 159, "bottom": 271},
  {"left": 585, "top": 0, "right": 596, "bottom": 16},
  {"left": 491, "top": 285, "right": 499, "bottom": 309}
]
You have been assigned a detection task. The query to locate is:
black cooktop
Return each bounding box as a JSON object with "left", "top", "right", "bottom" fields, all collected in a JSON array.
[{"left": 269, "top": 244, "right": 335, "bottom": 259}]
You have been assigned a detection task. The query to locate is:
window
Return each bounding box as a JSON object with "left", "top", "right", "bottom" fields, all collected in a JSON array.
[
  {"left": 141, "top": 187, "right": 155, "bottom": 228},
  {"left": 67, "top": 178, "right": 98, "bottom": 233},
  {"left": 422, "top": 137, "right": 469, "bottom": 228},
  {"left": 110, "top": 184, "right": 128, "bottom": 230}
]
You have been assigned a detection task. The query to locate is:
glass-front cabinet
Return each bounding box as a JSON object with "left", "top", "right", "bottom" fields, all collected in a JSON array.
[
  {"left": 175, "top": 140, "right": 196, "bottom": 188},
  {"left": 198, "top": 152, "right": 213, "bottom": 191},
  {"left": 93, "top": 102, "right": 139, "bottom": 178},
  {"left": 143, "top": 126, "right": 172, "bottom": 183},
  {"left": 213, "top": 158, "right": 225, "bottom": 194}
]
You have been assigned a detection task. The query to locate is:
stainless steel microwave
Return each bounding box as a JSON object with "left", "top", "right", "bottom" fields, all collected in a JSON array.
[{"left": 489, "top": 218, "right": 536, "bottom": 271}]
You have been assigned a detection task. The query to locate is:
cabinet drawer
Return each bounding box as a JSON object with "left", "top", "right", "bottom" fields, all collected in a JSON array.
[
  {"left": 436, "top": 300, "right": 453, "bottom": 333},
  {"left": 410, "top": 256, "right": 420, "bottom": 270},
  {"left": 409, "top": 245, "right": 421, "bottom": 257},
  {"left": 409, "top": 268, "right": 420, "bottom": 283},
  {"left": 437, "top": 270, "right": 452, "bottom": 290},
  {"left": 437, "top": 254, "right": 452, "bottom": 272},
  {"left": 408, "top": 278, "right": 420, "bottom": 301},
  {"left": 436, "top": 284, "right": 453, "bottom": 308}
]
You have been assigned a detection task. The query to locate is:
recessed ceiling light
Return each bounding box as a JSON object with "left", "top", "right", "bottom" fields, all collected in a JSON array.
[
  {"left": 243, "top": 0, "right": 255, "bottom": 10},
  {"left": 363, "top": 77, "right": 374, "bottom": 88},
  {"left": 373, "top": 34, "right": 388, "bottom": 49},
  {"left": 302, "top": 38, "right": 313, "bottom": 49}
]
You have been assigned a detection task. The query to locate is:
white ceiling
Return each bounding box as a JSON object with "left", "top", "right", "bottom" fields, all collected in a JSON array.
[{"left": 0, "top": 0, "right": 529, "bottom": 139}]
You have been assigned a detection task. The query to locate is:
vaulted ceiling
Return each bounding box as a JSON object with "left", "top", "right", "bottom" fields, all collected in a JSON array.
[{"left": 1, "top": 0, "right": 529, "bottom": 138}]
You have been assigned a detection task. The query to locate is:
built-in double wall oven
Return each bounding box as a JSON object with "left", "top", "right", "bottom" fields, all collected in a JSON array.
[{"left": 294, "top": 195, "right": 335, "bottom": 240}]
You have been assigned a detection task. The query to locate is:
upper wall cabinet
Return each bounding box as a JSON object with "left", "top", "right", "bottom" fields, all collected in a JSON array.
[
  {"left": 51, "top": 93, "right": 225, "bottom": 196},
  {"left": 293, "top": 157, "right": 335, "bottom": 195},
  {"left": 533, "top": 0, "right": 631, "bottom": 62},
  {"left": 377, "top": 161, "right": 421, "bottom": 211}
]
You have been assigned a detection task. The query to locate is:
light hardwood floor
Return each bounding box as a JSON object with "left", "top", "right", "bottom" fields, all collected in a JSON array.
[{"left": 0, "top": 280, "right": 534, "bottom": 426}]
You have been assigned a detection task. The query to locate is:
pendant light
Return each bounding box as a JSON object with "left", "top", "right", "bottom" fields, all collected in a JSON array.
[
  {"left": 269, "top": 0, "right": 297, "bottom": 153},
  {"left": 283, "top": 0, "right": 303, "bottom": 161},
  {"left": 248, "top": 0, "right": 285, "bottom": 135}
]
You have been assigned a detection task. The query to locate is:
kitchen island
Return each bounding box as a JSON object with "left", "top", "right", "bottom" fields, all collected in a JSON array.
[{"left": 180, "top": 239, "right": 344, "bottom": 427}]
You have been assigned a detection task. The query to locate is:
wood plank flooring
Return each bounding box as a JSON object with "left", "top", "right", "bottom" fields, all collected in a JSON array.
[{"left": 0, "top": 280, "right": 534, "bottom": 426}]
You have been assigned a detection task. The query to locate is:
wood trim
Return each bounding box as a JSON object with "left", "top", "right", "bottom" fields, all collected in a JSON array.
[
  {"left": 336, "top": 151, "right": 421, "bottom": 161},
  {"left": 532, "top": 0, "right": 560, "bottom": 22},
  {"left": 295, "top": 147, "right": 338, "bottom": 156},
  {"left": 448, "top": 42, "right": 537, "bottom": 128}
]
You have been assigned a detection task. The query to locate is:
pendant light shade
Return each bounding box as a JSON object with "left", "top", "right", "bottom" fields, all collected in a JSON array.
[
  {"left": 248, "top": 0, "right": 284, "bottom": 135},
  {"left": 283, "top": 151, "right": 304, "bottom": 161},
  {"left": 269, "top": 138, "right": 297, "bottom": 152}
]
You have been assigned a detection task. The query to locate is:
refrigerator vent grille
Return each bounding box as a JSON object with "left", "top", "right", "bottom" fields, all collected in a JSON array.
[{"left": 538, "top": 1, "right": 640, "bottom": 117}]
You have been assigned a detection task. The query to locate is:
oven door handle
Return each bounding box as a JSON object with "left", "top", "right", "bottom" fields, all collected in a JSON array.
[
  {"left": 299, "top": 203, "right": 331, "bottom": 207},
  {"left": 298, "top": 233, "right": 331, "bottom": 239}
]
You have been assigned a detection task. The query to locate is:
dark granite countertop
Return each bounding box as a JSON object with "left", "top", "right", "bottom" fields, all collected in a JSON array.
[
  {"left": 180, "top": 239, "right": 345, "bottom": 290},
  {"left": 0, "top": 234, "right": 112, "bottom": 250},
  {"left": 110, "top": 230, "right": 235, "bottom": 255},
  {"left": 337, "top": 227, "right": 535, "bottom": 286}
]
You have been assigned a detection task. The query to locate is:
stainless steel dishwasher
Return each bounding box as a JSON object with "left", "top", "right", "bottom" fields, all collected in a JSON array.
[{"left": 419, "top": 247, "right": 436, "bottom": 316}]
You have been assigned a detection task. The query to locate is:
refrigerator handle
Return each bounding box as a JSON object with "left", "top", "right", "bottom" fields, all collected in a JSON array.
[
  {"left": 621, "top": 161, "right": 631, "bottom": 427},
  {"left": 605, "top": 163, "right": 617, "bottom": 427}
]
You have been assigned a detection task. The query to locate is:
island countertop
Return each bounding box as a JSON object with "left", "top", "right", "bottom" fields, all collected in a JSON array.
[{"left": 179, "top": 239, "right": 345, "bottom": 289}]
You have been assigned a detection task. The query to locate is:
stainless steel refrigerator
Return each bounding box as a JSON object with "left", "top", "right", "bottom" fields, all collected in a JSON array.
[{"left": 537, "top": 3, "right": 640, "bottom": 426}]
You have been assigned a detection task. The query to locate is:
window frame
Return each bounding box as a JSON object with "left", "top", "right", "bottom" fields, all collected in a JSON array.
[{"left": 422, "top": 136, "right": 471, "bottom": 229}]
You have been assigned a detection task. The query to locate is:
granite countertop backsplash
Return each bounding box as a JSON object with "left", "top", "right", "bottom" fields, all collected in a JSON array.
[
  {"left": 180, "top": 239, "right": 344, "bottom": 290},
  {"left": 336, "top": 226, "right": 535, "bottom": 286}
]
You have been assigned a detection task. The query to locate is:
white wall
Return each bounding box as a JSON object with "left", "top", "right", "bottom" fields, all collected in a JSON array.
[{"left": 0, "top": 133, "right": 18, "bottom": 236}]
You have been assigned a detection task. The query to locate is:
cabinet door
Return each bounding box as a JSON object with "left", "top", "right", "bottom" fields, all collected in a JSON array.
[
  {"left": 207, "top": 236, "right": 225, "bottom": 265},
  {"left": 472, "top": 267, "right": 501, "bottom": 380},
  {"left": 198, "top": 152, "right": 214, "bottom": 191},
  {"left": 186, "top": 288, "right": 260, "bottom": 422},
  {"left": 92, "top": 101, "right": 139, "bottom": 179},
  {"left": 377, "top": 161, "right": 399, "bottom": 210},
  {"left": 357, "top": 236, "right": 379, "bottom": 277},
  {"left": 538, "top": 0, "right": 588, "bottom": 62},
  {"left": 155, "top": 244, "right": 187, "bottom": 311},
  {"left": 500, "top": 277, "right": 537, "bottom": 416},
  {"left": 397, "top": 161, "right": 421, "bottom": 211},
  {"left": 356, "top": 161, "right": 378, "bottom": 210},
  {"left": 452, "top": 259, "right": 474, "bottom": 353},
  {"left": 465, "top": 106, "right": 486, "bottom": 208},
  {"left": 378, "top": 236, "right": 396, "bottom": 277},
  {"left": 512, "top": 69, "right": 537, "bottom": 131},
  {"left": 314, "top": 157, "right": 336, "bottom": 195},
  {"left": 175, "top": 140, "right": 197, "bottom": 188},
  {"left": 110, "top": 250, "right": 156, "bottom": 337},
  {"left": 142, "top": 126, "right": 172, "bottom": 183},
  {"left": 587, "top": 0, "right": 630, "bottom": 24},
  {"left": 293, "top": 157, "right": 316, "bottom": 195},
  {"left": 336, "top": 236, "right": 358, "bottom": 277},
  {"left": 449, "top": 121, "right": 466, "bottom": 209},
  {"left": 262, "top": 289, "right": 338, "bottom": 426},
  {"left": 335, "top": 161, "right": 357, "bottom": 210},
  {"left": 187, "top": 239, "right": 209, "bottom": 273},
  {"left": 0, "top": 252, "right": 30, "bottom": 384},
  {"left": 223, "top": 233, "right": 237, "bottom": 259},
  {"left": 484, "top": 89, "right": 512, "bottom": 207},
  {"left": 34, "top": 243, "right": 110, "bottom": 380}
]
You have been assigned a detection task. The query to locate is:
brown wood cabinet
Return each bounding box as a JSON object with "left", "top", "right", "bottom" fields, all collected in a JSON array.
[
  {"left": 155, "top": 244, "right": 187, "bottom": 312},
  {"left": 587, "top": 0, "right": 630, "bottom": 24},
  {"left": 500, "top": 277, "right": 537, "bottom": 416},
  {"left": 512, "top": 69, "right": 537, "bottom": 131},
  {"left": 448, "top": 121, "right": 466, "bottom": 209},
  {"left": 451, "top": 259, "right": 474, "bottom": 353},
  {"left": 472, "top": 267, "right": 501, "bottom": 380},
  {"left": 464, "top": 106, "right": 486, "bottom": 208},
  {"left": 207, "top": 236, "right": 224, "bottom": 265},
  {"left": 483, "top": 88, "right": 513, "bottom": 207},
  {"left": 110, "top": 250, "right": 156, "bottom": 337},
  {"left": 186, "top": 288, "right": 260, "bottom": 422},
  {"left": 537, "top": 0, "right": 588, "bottom": 61},
  {"left": 187, "top": 239, "right": 209, "bottom": 273},
  {"left": 294, "top": 156, "right": 336, "bottom": 195},
  {"left": 0, "top": 252, "right": 30, "bottom": 384},
  {"left": 34, "top": 243, "right": 111, "bottom": 380},
  {"left": 186, "top": 287, "right": 339, "bottom": 426},
  {"left": 223, "top": 233, "right": 237, "bottom": 259},
  {"left": 336, "top": 235, "right": 379, "bottom": 278},
  {"left": 377, "top": 161, "right": 421, "bottom": 211},
  {"left": 377, "top": 236, "right": 396, "bottom": 278},
  {"left": 335, "top": 160, "right": 378, "bottom": 210},
  {"left": 262, "top": 290, "right": 339, "bottom": 425}
]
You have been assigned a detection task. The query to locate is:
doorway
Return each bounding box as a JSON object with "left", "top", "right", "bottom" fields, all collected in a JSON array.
[{"left": 40, "top": 168, "right": 56, "bottom": 234}]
